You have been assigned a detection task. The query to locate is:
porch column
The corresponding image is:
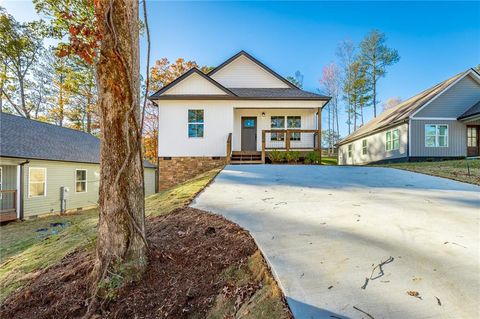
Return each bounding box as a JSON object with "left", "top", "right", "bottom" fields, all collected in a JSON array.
[
  {"left": 261, "top": 130, "right": 266, "bottom": 164},
  {"left": 16, "top": 165, "right": 21, "bottom": 219},
  {"left": 317, "top": 107, "right": 322, "bottom": 164}
]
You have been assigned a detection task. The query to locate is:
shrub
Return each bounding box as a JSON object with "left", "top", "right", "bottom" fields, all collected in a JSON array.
[
  {"left": 267, "top": 150, "right": 285, "bottom": 163},
  {"left": 286, "top": 151, "right": 300, "bottom": 163},
  {"left": 304, "top": 151, "right": 320, "bottom": 164}
]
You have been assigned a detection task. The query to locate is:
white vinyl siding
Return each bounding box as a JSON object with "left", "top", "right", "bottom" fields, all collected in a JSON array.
[
  {"left": 425, "top": 124, "right": 448, "bottom": 147},
  {"left": 210, "top": 55, "right": 291, "bottom": 88},
  {"left": 28, "top": 167, "right": 46, "bottom": 197},
  {"left": 338, "top": 123, "right": 408, "bottom": 165},
  {"left": 157, "top": 100, "right": 322, "bottom": 157},
  {"left": 162, "top": 72, "right": 227, "bottom": 95}
]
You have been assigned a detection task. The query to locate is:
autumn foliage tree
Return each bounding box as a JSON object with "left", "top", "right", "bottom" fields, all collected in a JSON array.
[{"left": 34, "top": 0, "right": 149, "bottom": 308}]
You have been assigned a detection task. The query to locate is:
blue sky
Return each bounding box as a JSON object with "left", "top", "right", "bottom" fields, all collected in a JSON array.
[{"left": 2, "top": 1, "right": 479, "bottom": 136}]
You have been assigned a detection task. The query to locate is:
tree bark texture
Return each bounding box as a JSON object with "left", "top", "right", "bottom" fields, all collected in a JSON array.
[{"left": 92, "top": 0, "right": 147, "bottom": 288}]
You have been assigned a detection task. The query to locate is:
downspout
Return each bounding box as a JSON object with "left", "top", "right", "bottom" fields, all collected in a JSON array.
[
  {"left": 407, "top": 118, "right": 411, "bottom": 161},
  {"left": 18, "top": 160, "right": 29, "bottom": 220}
]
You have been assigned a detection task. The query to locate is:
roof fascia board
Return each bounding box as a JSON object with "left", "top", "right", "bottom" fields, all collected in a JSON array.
[
  {"left": 337, "top": 119, "right": 408, "bottom": 146},
  {"left": 152, "top": 95, "right": 330, "bottom": 102},
  {"left": 411, "top": 117, "right": 458, "bottom": 121},
  {"left": 410, "top": 70, "right": 480, "bottom": 118},
  {"left": 149, "top": 68, "right": 236, "bottom": 99}
]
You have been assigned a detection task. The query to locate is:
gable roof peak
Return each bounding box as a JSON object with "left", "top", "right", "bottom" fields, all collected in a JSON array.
[
  {"left": 149, "top": 67, "right": 236, "bottom": 99},
  {"left": 208, "top": 50, "right": 298, "bottom": 89}
]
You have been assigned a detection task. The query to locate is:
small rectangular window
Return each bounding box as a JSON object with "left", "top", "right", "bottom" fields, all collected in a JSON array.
[
  {"left": 188, "top": 109, "right": 204, "bottom": 138},
  {"left": 348, "top": 144, "right": 353, "bottom": 158},
  {"left": 425, "top": 124, "right": 448, "bottom": 147},
  {"left": 386, "top": 129, "right": 400, "bottom": 151},
  {"left": 362, "top": 139, "right": 367, "bottom": 155},
  {"left": 76, "top": 169, "right": 87, "bottom": 193},
  {"left": 271, "top": 116, "right": 285, "bottom": 141},
  {"left": 29, "top": 167, "right": 46, "bottom": 197},
  {"left": 287, "top": 116, "right": 301, "bottom": 141}
]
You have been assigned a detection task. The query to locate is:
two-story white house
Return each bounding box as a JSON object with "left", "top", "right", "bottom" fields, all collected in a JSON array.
[{"left": 149, "top": 51, "right": 330, "bottom": 189}]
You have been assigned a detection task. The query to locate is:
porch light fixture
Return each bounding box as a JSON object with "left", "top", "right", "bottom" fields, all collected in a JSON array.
[{"left": 261, "top": 112, "right": 266, "bottom": 117}]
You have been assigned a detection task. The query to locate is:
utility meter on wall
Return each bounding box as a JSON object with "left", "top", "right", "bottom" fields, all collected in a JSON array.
[{"left": 60, "top": 187, "right": 70, "bottom": 213}]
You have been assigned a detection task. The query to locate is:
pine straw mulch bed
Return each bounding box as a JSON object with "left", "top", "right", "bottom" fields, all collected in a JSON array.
[{"left": 0, "top": 207, "right": 290, "bottom": 319}]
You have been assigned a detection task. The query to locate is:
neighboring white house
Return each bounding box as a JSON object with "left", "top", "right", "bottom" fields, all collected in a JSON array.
[
  {"left": 149, "top": 51, "right": 330, "bottom": 189},
  {"left": 338, "top": 68, "right": 480, "bottom": 165}
]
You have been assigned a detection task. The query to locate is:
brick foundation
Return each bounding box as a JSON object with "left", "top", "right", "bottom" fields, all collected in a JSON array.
[{"left": 158, "top": 157, "right": 226, "bottom": 190}]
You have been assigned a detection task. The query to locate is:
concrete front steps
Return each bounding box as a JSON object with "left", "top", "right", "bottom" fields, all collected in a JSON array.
[{"left": 230, "top": 151, "right": 263, "bottom": 164}]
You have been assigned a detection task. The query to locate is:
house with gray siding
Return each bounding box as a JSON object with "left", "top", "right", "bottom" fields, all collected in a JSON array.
[
  {"left": 338, "top": 68, "right": 480, "bottom": 165},
  {"left": 0, "top": 113, "right": 157, "bottom": 222}
]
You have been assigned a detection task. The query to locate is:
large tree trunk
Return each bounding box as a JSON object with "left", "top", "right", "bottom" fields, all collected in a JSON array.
[{"left": 92, "top": 0, "right": 147, "bottom": 291}]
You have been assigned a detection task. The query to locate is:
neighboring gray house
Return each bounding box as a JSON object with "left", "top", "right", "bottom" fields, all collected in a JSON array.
[
  {"left": 338, "top": 68, "right": 480, "bottom": 165},
  {"left": 0, "top": 113, "right": 157, "bottom": 222}
]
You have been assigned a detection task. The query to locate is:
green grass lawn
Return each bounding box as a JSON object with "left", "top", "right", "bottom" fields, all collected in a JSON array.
[
  {"left": 0, "top": 168, "right": 221, "bottom": 302},
  {"left": 381, "top": 159, "right": 480, "bottom": 185},
  {"left": 321, "top": 156, "right": 337, "bottom": 165}
]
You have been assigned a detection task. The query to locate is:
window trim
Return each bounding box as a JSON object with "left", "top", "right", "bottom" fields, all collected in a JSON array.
[
  {"left": 75, "top": 169, "right": 88, "bottom": 193},
  {"left": 270, "top": 115, "right": 302, "bottom": 141},
  {"left": 362, "top": 139, "right": 367, "bottom": 155},
  {"left": 385, "top": 129, "right": 400, "bottom": 151},
  {"left": 187, "top": 109, "right": 205, "bottom": 138},
  {"left": 425, "top": 124, "right": 448, "bottom": 148},
  {"left": 287, "top": 116, "right": 302, "bottom": 141},
  {"left": 28, "top": 167, "right": 47, "bottom": 198},
  {"left": 270, "top": 116, "right": 286, "bottom": 141},
  {"left": 467, "top": 127, "right": 477, "bottom": 147}
]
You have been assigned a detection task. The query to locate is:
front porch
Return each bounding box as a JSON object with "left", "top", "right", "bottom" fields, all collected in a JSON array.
[
  {"left": 0, "top": 163, "right": 20, "bottom": 222},
  {"left": 227, "top": 107, "right": 322, "bottom": 164}
]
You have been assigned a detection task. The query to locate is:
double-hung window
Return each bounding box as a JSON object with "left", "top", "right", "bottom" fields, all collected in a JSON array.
[
  {"left": 271, "top": 116, "right": 285, "bottom": 141},
  {"left": 188, "top": 109, "right": 204, "bottom": 138},
  {"left": 29, "top": 167, "right": 46, "bottom": 197},
  {"left": 287, "top": 116, "right": 301, "bottom": 141},
  {"left": 348, "top": 144, "right": 353, "bottom": 158},
  {"left": 386, "top": 129, "right": 400, "bottom": 151},
  {"left": 362, "top": 139, "right": 367, "bottom": 155},
  {"left": 425, "top": 124, "right": 448, "bottom": 147},
  {"left": 76, "top": 169, "right": 87, "bottom": 193}
]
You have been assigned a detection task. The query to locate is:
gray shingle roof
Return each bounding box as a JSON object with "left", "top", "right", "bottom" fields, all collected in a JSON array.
[
  {"left": 0, "top": 112, "right": 155, "bottom": 168},
  {"left": 458, "top": 101, "right": 480, "bottom": 120},
  {"left": 228, "top": 88, "right": 329, "bottom": 100}
]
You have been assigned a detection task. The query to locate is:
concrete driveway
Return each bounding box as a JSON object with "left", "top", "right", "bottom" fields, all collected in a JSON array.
[{"left": 191, "top": 165, "right": 480, "bottom": 319}]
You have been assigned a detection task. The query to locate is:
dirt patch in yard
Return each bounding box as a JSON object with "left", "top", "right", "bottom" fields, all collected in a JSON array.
[{"left": 0, "top": 207, "right": 291, "bottom": 319}]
